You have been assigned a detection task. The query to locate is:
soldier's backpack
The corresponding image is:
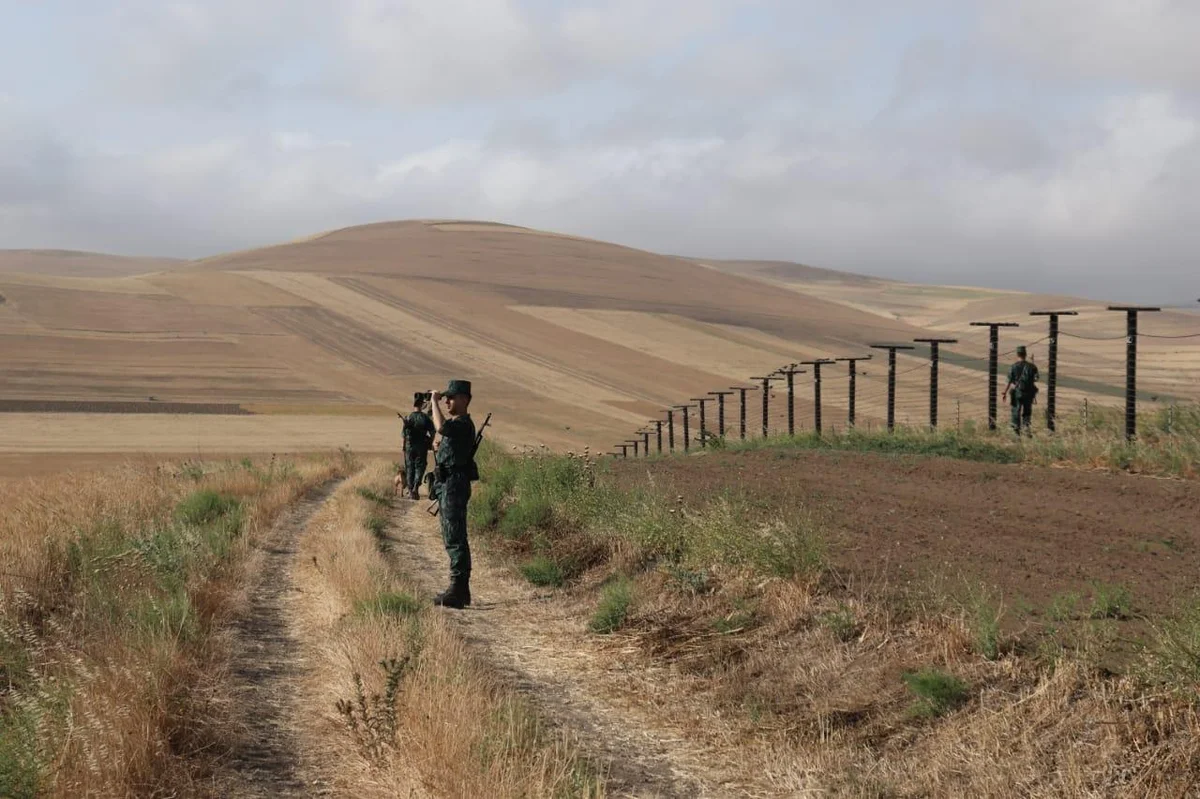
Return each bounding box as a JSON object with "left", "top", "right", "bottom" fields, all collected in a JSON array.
[{"left": 1015, "top": 361, "right": 1038, "bottom": 399}]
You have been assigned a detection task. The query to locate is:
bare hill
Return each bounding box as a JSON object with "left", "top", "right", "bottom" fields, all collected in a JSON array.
[
  {"left": 1, "top": 221, "right": 1196, "bottom": 465},
  {"left": 0, "top": 249, "right": 184, "bottom": 278}
]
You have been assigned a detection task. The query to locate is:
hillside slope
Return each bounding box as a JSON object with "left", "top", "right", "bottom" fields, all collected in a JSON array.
[{"left": 1, "top": 221, "right": 926, "bottom": 455}]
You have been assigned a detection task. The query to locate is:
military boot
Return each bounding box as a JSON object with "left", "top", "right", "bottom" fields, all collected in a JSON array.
[{"left": 433, "top": 577, "right": 470, "bottom": 609}]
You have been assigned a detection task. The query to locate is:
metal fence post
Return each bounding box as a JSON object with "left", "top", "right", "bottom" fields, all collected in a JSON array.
[
  {"left": 869, "top": 344, "right": 915, "bottom": 432},
  {"left": 666, "top": 409, "right": 676, "bottom": 452},
  {"left": 653, "top": 420, "right": 664, "bottom": 453},
  {"left": 749, "top": 376, "right": 781, "bottom": 438},
  {"left": 690, "top": 397, "right": 712, "bottom": 448},
  {"left": 800, "top": 360, "right": 835, "bottom": 435},
  {"left": 1029, "top": 310, "right": 1078, "bottom": 432},
  {"left": 708, "top": 390, "right": 735, "bottom": 438},
  {"left": 913, "top": 338, "right": 958, "bottom": 430},
  {"left": 1107, "top": 305, "right": 1161, "bottom": 441},
  {"left": 835, "top": 356, "right": 871, "bottom": 428},
  {"left": 674, "top": 405, "right": 693, "bottom": 452},
  {"left": 969, "top": 321, "right": 1020, "bottom": 430}
]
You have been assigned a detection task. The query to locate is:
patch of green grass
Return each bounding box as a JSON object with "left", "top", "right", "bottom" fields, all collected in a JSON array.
[
  {"left": 175, "top": 490, "right": 240, "bottom": 527},
  {"left": 1144, "top": 599, "right": 1200, "bottom": 690},
  {"left": 365, "top": 514, "right": 388, "bottom": 538},
  {"left": 0, "top": 703, "right": 43, "bottom": 799},
  {"left": 663, "top": 564, "right": 711, "bottom": 596},
  {"left": 1047, "top": 591, "right": 1082, "bottom": 622},
  {"left": 356, "top": 486, "right": 391, "bottom": 506},
  {"left": 818, "top": 603, "right": 861, "bottom": 643},
  {"left": 589, "top": 578, "right": 633, "bottom": 634},
  {"left": 965, "top": 587, "right": 1004, "bottom": 661},
  {"left": 520, "top": 556, "right": 565, "bottom": 587},
  {"left": 1089, "top": 582, "right": 1133, "bottom": 620},
  {"left": 903, "top": 668, "right": 970, "bottom": 718},
  {"left": 729, "top": 429, "right": 1023, "bottom": 464},
  {"left": 354, "top": 591, "right": 423, "bottom": 618}
]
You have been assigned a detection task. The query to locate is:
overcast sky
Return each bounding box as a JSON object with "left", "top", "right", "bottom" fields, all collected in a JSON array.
[{"left": 2, "top": 1, "right": 1198, "bottom": 302}]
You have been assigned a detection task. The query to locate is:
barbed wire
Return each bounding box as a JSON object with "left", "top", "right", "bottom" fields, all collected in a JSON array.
[{"left": 1143, "top": 332, "right": 1200, "bottom": 340}]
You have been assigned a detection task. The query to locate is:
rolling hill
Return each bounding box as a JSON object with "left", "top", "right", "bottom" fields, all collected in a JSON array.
[{"left": 0, "top": 221, "right": 1196, "bottom": 469}]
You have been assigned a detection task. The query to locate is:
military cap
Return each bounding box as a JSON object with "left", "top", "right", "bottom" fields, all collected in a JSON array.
[
  {"left": 444, "top": 379, "right": 472, "bottom": 397},
  {"left": 1016, "top": 346, "right": 1027, "bottom": 356}
]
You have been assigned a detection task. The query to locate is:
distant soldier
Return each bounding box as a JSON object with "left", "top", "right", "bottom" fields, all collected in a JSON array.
[
  {"left": 428, "top": 380, "right": 478, "bottom": 608},
  {"left": 400, "top": 392, "right": 436, "bottom": 499},
  {"left": 1002, "top": 345, "right": 1039, "bottom": 436}
]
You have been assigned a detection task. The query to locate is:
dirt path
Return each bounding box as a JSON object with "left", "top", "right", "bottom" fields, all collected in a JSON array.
[
  {"left": 217, "top": 480, "right": 341, "bottom": 798},
  {"left": 385, "top": 502, "right": 774, "bottom": 799}
]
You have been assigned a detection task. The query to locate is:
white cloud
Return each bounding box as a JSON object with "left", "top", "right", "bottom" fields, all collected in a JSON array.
[{"left": 3, "top": 1, "right": 1200, "bottom": 302}]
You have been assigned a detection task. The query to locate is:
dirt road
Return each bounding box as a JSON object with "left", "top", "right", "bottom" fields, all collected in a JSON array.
[
  {"left": 383, "top": 502, "right": 778, "bottom": 798},
  {"left": 216, "top": 480, "right": 341, "bottom": 798}
]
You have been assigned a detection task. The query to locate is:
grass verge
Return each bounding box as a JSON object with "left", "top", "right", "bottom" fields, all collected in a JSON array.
[
  {"left": 0, "top": 455, "right": 345, "bottom": 797},
  {"left": 468, "top": 443, "right": 1200, "bottom": 795},
  {"left": 291, "top": 461, "right": 604, "bottom": 798}
]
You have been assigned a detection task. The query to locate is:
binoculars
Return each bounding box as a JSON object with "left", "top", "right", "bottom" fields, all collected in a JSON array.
[{"left": 414, "top": 391, "right": 433, "bottom": 403}]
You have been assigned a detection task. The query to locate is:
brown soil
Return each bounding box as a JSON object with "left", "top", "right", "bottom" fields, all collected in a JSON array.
[
  {"left": 214, "top": 479, "right": 341, "bottom": 798},
  {"left": 384, "top": 501, "right": 770, "bottom": 798},
  {"left": 612, "top": 450, "right": 1200, "bottom": 617}
]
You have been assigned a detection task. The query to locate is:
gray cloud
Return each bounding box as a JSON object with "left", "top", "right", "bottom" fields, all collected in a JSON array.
[{"left": 2, "top": 1, "right": 1199, "bottom": 304}]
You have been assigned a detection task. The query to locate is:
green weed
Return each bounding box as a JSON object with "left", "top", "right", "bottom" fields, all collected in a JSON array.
[
  {"left": 175, "top": 490, "right": 240, "bottom": 527},
  {"left": 1089, "top": 582, "right": 1133, "bottom": 620},
  {"left": 355, "top": 592, "right": 423, "bottom": 618},
  {"left": 520, "top": 556, "right": 565, "bottom": 587},
  {"left": 357, "top": 486, "right": 391, "bottom": 506},
  {"left": 903, "top": 668, "right": 970, "bottom": 718},
  {"left": 818, "top": 603, "right": 861, "bottom": 643},
  {"left": 589, "top": 578, "right": 633, "bottom": 634}
]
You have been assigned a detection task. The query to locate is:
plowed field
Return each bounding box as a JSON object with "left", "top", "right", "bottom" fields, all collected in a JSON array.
[{"left": 614, "top": 449, "right": 1200, "bottom": 617}]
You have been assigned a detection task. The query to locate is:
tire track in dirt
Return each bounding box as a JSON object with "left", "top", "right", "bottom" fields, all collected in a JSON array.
[
  {"left": 384, "top": 501, "right": 769, "bottom": 799},
  {"left": 217, "top": 479, "right": 342, "bottom": 798}
]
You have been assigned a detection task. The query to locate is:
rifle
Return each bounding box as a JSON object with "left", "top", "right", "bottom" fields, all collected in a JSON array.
[{"left": 426, "top": 413, "right": 492, "bottom": 517}]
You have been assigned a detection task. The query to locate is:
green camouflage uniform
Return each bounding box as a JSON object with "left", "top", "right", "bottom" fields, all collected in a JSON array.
[
  {"left": 403, "top": 410, "right": 435, "bottom": 494},
  {"left": 1008, "top": 359, "right": 1039, "bottom": 434},
  {"left": 434, "top": 413, "right": 476, "bottom": 581}
]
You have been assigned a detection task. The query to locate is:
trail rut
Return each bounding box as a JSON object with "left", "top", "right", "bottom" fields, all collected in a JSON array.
[
  {"left": 385, "top": 501, "right": 773, "bottom": 798},
  {"left": 216, "top": 480, "right": 340, "bottom": 798}
]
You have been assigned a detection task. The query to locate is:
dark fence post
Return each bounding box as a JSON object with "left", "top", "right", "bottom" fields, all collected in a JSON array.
[
  {"left": 1107, "top": 306, "right": 1161, "bottom": 441},
  {"left": 1029, "top": 311, "right": 1079, "bottom": 432},
  {"left": 652, "top": 420, "right": 664, "bottom": 454},
  {"left": 708, "top": 391, "right": 735, "bottom": 438},
  {"left": 869, "top": 344, "right": 915, "bottom": 432},
  {"left": 690, "top": 397, "right": 712, "bottom": 448},
  {"left": 913, "top": 338, "right": 958, "bottom": 430},
  {"left": 674, "top": 405, "right": 693, "bottom": 452},
  {"left": 640, "top": 429, "right": 650, "bottom": 457},
  {"left": 968, "top": 321, "right": 1020, "bottom": 430},
  {"left": 730, "top": 386, "right": 753, "bottom": 440},
  {"left": 626, "top": 439, "right": 640, "bottom": 457},
  {"left": 666, "top": 410, "right": 676, "bottom": 452},
  {"left": 749, "top": 376, "right": 781, "bottom": 438},
  {"left": 835, "top": 355, "right": 871, "bottom": 428},
  {"left": 617, "top": 444, "right": 628, "bottom": 458},
  {"left": 800, "top": 360, "right": 835, "bottom": 435},
  {"left": 776, "top": 364, "right": 804, "bottom": 436}
]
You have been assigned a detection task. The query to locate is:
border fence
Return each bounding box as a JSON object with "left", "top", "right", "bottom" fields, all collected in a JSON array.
[{"left": 608, "top": 302, "right": 1200, "bottom": 457}]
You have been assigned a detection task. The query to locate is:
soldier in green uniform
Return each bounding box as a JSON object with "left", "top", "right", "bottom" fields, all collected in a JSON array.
[
  {"left": 1003, "top": 346, "right": 1039, "bottom": 436},
  {"left": 428, "top": 380, "right": 477, "bottom": 609},
  {"left": 401, "top": 393, "right": 436, "bottom": 500}
]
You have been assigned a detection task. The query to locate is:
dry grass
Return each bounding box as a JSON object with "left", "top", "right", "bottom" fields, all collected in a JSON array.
[
  {"left": 290, "top": 461, "right": 604, "bottom": 798},
  {"left": 0, "top": 454, "right": 346, "bottom": 797},
  {"left": 477, "top": 446, "right": 1200, "bottom": 796}
]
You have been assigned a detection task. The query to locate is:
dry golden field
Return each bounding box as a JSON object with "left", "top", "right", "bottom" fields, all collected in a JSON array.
[{"left": 1, "top": 221, "right": 1196, "bottom": 473}]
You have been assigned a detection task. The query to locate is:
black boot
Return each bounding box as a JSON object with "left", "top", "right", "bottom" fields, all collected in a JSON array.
[{"left": 433, "top": 577, "right": 470, "bottom": 609}]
